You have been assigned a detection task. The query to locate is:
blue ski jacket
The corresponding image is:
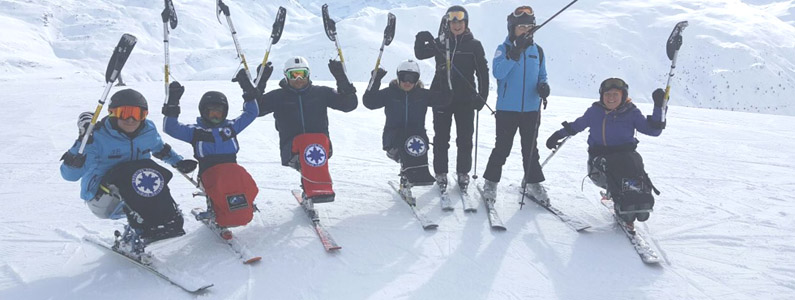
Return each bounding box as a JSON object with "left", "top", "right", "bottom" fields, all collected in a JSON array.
[
  {"left": 163, "top": 99, "right": 258, "bottom": 174},
  {"left": 60, "top": 117, "right": 183, "bottom": 200},
  {"left": 493, "top": 36, "right": 548, "bottom": 112}
]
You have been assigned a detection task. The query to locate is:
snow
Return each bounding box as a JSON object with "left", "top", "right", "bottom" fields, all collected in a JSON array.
[{"left": 1, "top": 0, "right": 795, "bottom": 299}]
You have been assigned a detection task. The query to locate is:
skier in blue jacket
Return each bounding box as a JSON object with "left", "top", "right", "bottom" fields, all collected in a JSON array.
[
  {"left": 60, "top": 89, "right": 195, "bottom": 219},
  {"left": 546, "top": 78, "right": 667, "bottom": 223},
  {"left": 481, "top": 6, "right": 552, "bottom": 205}
]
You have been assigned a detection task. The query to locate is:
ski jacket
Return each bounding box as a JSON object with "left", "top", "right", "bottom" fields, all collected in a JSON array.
[
  {"left": 414, "top": 29, "right": 489, "bottom": 108},
  {"left": 163, "top": 99, "right": 258, "bottom": 174},
  {"left": 363, "top": 80, "right": 452, "bottom": 149},
  {"left": 493, "top": 36, "right": 548, "bottom": 112},
  {"left": 555, "top": 101, "right": 664, "bottom": 155},
  {"left": 60, "top": 117, "right": 183, "bottom": 201},
  {"left": 257, "top": 79, "right": 358, "bottom": 165}
]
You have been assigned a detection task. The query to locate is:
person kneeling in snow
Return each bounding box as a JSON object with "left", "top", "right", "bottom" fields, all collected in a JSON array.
[
  {"left": 363, "top": 59, "right": 452, "bottom": 202},
  {"left": 545, "top": 78, "right": 666, "bottom": 225},
  {"left": 60, "top": 89, "right": 195, "bottom": 246}
]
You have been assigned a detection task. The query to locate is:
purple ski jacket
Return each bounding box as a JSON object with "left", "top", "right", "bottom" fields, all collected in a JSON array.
[{"left": 555, "top": 101, "right": 664, "bottom": 153}]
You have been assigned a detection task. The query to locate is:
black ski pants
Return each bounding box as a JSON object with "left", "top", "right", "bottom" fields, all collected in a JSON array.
[
  {"left": 483, "top": 110, "right": 545, "bottom": 183},
  {"left": 432, "top": 105, "right": 475, "bottom": 175}
]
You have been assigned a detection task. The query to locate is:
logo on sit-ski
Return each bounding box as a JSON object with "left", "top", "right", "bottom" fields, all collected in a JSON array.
[
  {"left": 304, "top": 144, "right": 327, "bottom": 167},
  {"left": 132, "top": 168, "right": 164, "bottom": 197},
  {"left": 405, "top": 135, "right": 427, "bottom": 157}
]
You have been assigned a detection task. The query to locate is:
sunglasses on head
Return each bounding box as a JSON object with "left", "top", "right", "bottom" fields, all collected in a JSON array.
[
  {"left": 447, "top": 11, "right": 466, "bottom": 21},
  {"left": 286, "top": 68, "right": 309, "bottom": 80},
  {"left": 512, "top": 6, "right": 534, "bottom": 17},
  {"left": 398, "top": 71, "right": 420, "bottom": 84},
  {"left": 110, "top": 106, "right": 147, "bottom": 121}
]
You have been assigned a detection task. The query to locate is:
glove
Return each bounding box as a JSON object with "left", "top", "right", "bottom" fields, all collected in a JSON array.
[
  {"left": 471, "top": 93, "right": 486, "bottom": 111},
  {"left": 255, "top": 62, "right": 274, "bottom": 92},
  {"left": 78, "top": 112, "right": 93, "bottom": 137},
  {"left": 371, "top": 67, "right": 387, "bottom": 83},
  {"left": 546, "top": 131, "right": 567, "bottom": 150},
  {"left": 652, "top": 88, "right": 666, "bottom": 107},
  {"left": 507, "top": 33, "right": 533, "bottom": 61},
  {"left": 61, "top": 151, "right": 86, "bottom": 168},
  {"left": 173, "top": 159, "right": 198, "bottom": 174},
  {"left": 166, "top": 81, "right": 184, "bottom": 106},
  {"left": 329, "top": 60, "right": 355, "bottom": 94},
  {"left": 416, "top": 31, "right": 434, "bottom": 45},
  {"left": 232, "top": 68, "right": 259, "bottom": 102},
  {"left": 537, "top": 82, "right": 550, "bottom": 99}
]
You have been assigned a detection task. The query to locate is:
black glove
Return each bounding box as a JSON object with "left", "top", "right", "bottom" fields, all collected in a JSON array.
[
  {"left": 416, "top": 31, "right": 434, "bottom": 45},
  {"left": 166, "top": 81, "right": 184, "bottom": 106},
  {"left": 546, "top": 131, "right": 567, "bottom": 150},
  {"left": 61, "top": 151, "right": 86, "bottom": 168},
  {"left": 255, "top": 62, "right": 274, "bottom": 92},
  {"left": 537, "top": 82, "right": 550, "bottom": 99},
  {"left": 507, "top": 33, "right": 533, "bottom": 61},
  {"left": 652, "top": 88, "right": 666, "bottom": 107},
  {"left": 371, "top": 67, "right": 387, "bottom": 83},
  {"left": 471, "top": 93, "right": 485, "bottom": 111},
  {"left": 329, "top": 60, "right": 355, "bottom": 95},
  {"left": 173, "top": 159, "right": 198, "bottom": 174},
  {"left": 78, "top": 112, "right": 93, "bottom": 137},
  {"left": 233, "top": 68, "right": 259, "bottom": 102}
]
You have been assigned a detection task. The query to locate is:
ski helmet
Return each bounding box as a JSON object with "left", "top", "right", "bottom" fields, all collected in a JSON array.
[
  {"left": 283, "top": 56, "right": 310, "bottom": 79},
  {"left": 198, "top": 91, "right": 228, "bottom": 124},
  {"left": 396, "top": 59, "right": 421, "bottom": 83},
  {"left": 599, "top": 77, "right": 629, "bottom": 104},
  {"left": 507, "top": 6, "right": 536, "bottom": 39},
  {"left": 109, "top": 89, "right": 148, "bottom": 110},
  {"left": 446, "top": 5, "right": 469, "bottom": 27}
]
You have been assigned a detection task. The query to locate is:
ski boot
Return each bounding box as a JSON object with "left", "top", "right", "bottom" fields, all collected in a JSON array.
[
  {"left": 399, "top": 175, "right": 416, "bottom": 206},
  {"left": 435, "top": 173, "right": 448, "bottom": 190},
  {"left": 457, "top": 173, "right": 470, "bottom": 190},
  {"left": 301, "top": 192, "right": 319, "bottom": 221},
  {"left": 522, "top": 180, "right": 550, "bottom": 207},
  {"left": 482, "top": 179, "right": 498, "bottom": 202},
  {"left": 113, "top": 225, "right": 152, "bottom": 265}
]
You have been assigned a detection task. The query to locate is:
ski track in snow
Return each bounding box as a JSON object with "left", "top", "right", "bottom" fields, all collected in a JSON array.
[{"left": 1, "top": 76, "right": 795, "bottom": 299}]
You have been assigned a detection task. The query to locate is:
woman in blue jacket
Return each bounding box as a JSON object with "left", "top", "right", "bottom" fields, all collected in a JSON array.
[
  {"left": 60, "top": 89, "right": 193, "bottom": 222},
  {"left": 482, "top": 6, "right": 552, "bottom": 205},
  {"left": 546, "top": 78, "right": 667, "bottom": 223}
]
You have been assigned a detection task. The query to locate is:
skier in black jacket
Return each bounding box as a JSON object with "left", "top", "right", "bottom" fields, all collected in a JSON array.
[
  {"left": 255, "top": 56, "right": 358, "bottom": 169},
  {"left": 414, "top": 5, "right": 490, "bottom": 190}
]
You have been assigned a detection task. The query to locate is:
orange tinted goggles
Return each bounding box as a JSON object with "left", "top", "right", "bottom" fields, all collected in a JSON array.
[
  {"left": 286, "top": 68, "right": 309, "bottom": 80},
  {"left": 513, "top": 6, "right": 534, "bottom": 17},
  {"left": 110, "top": 106, "right": 148, "bottom": 121},
  {"left": 447, "top": 11, "right": 466, "bottom": 21}
]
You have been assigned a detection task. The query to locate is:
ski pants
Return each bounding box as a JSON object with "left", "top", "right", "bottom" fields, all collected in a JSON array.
[
  {"left": 587, "top": 155, "right": 608, "bottom": 190},
  {"left": 483, "top": 110, "right": 545, "bottom": 183},
  {"left": 432, "top": 104, "right": 475, "bottom": 175}
]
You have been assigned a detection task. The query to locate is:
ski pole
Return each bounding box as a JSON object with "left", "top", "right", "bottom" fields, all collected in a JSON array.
[
  {"left": 254, "top": 6, "right": 286, "bottom": 87},
  {"left": 519, "top": 101, "right": 544, "bottom": 210},
  {"left": 530, "top": 0, "right": 580, "bottom": 35},
  {"left": 217, "top": 0, "right": 251, "bottom": 78},
  {"left": 162, "top": 0, "right": 178, "bottom": 103},
  {"left": 78, "top": 34, "right": 137, "bottom": 155},
  {"left": 322, "top": 4, "right": 347, "bottom": 74},
  {"left": 662, "top": 21, "right": 688, "bottom": 123},
  {"left": 472, "top": 111, "right": 480, "bottom": 179},
  {"left": 437, "top": 16, "right": 453, "bottom": 90},
  {"left": 367, "top": 13, "right": 396, "bottom": 92},
  {"left": 541, "top": 136, "right": 570, "bottom": 168}
]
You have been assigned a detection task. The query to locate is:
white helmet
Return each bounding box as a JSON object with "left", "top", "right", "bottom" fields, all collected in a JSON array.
[
  {"left": 283, "top": 56, "right": 310, "bottom": 78},
  {"left": 396, "top": 59, "right": 420, "bottom": 75}
]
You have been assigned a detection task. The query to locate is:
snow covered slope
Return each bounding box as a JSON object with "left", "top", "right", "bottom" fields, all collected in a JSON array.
[
  {"left": 0, "top": 79, "right": 794, "bottom": 299},
  {"left": 1, "top": 0, "right": 794, "bottom": 114}
]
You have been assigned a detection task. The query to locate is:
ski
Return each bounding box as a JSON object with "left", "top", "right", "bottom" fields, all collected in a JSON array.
[
  {"left": 291, "top": 189, "right": 342, "bottom": 251},
  {"left": 475, "top": 184, "right": 506, "bottom": 231},
  {"left": 439, "top": 185, "right": 454, "bottom": 211},
  {"left": 599, "top": 194, "right": 661, "bottom": 264},
  {"left": 388, "top": 181, "right": 439, "bottom": 230},
  {"left": 191, "top": 208, "right": 261, "bottom": 264},
  {"left": 458, "top": 184, "right": 477, "bottom": 213},
  {"left": 83, "top": 235, "right": 213, "bottom": 293},
  {"left": 519, "top": 188, "right": 590, "bottom": 232}
]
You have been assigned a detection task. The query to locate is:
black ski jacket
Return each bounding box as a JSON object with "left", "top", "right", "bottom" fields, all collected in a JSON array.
[
  {"left": 257, "top": 79, "right": 358, "bottom": 165},
  {"left": 363, "top": 80, "right": 452, "bottom": 150},
  {"left": 414, "top": 29, "right": 489, "bottom": 109}
]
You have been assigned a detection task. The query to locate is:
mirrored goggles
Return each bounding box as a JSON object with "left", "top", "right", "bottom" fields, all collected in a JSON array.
[
  {"left": 601, "top": 78, "right": 629, "bottom": 92},
  {"left": 398, "top": 71, "right": 420, "bottom": 84},
  {"left": 286, "top": 68, "right": 309, "bottom": 80},
  {"left": 513, "top": 6, "right": 534, "bottom": 17},
  {"left": 110, "top": 106, "right": 148, "bottom": 121},
  {"left": 447, "top": 11, "right": 466, "bottom": 21}
]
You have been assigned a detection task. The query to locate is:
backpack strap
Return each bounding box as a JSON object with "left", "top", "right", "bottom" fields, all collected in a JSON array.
[{"left": 537, "top": 44, "right": 544, "bottom": 67}]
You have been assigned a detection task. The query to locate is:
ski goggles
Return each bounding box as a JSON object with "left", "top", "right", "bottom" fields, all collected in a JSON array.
[
  {"left": 285, "top": 68, "right": 309, "bottom": 80},
  {"left": 516, "top": 24, "right": 534, "bottom": 30},
  {"left": 447, "top": 11, "right": 466, "bottom": 22},
  {"left": 397, "top": 71, "right": 420, "bottom": 84},
  {"left": 110, "top": 106, "right": 148, "bottom": 121},
  {"left": 600, "top": 78, "right": 629, "bottom": 94},
  {"left": 512, "top": 6, "right": 534, "bottom": 17}
]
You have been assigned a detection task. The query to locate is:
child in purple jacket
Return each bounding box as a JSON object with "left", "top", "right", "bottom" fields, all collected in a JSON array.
[{"left": 545, "top": 78, "right": 666, "bottom": 224}]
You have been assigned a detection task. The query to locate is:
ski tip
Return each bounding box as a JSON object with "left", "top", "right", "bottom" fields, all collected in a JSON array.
[
  {"left": 189, "top": 284, "right": 214, "bottom": 293},
  {"left": 464, "top": 208, "right": 478, "bottom": 213},
  {"left": 423, "top": 224, "right": 439, "bottom": 230},
  {"left": 491, "top": 226, "right": 507, "bottom": 232},
  {"left": 244, "top": 257, "right": 262, "bottom": 264},
  {"left": 326, "top": 246, "right": 342, "bottom": 251}
]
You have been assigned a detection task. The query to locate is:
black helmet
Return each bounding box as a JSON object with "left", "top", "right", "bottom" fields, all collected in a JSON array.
[
  {"left": 599, "top": 77, "right": 629, "bottom": 104},
  {"left": 446, "top": 5, "right": 468, "bottom": 27},
  {"left": 507, "top": 6, "right": 536, "bottom": 39},
  {"left": 199, "top": 91, "right": 228, "bottom": 124},
  {"left": 109, "top": 89, "right": 148, "bottom": 110}
]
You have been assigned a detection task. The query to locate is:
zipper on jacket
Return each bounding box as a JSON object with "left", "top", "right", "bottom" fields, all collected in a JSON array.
[
  {"left": 404, "top": 92, "right": 409, "bottom": 129},
  {"left": 602, "top": 111, "right": 609, "bottom": 146},
  {"left": 298, "top": 95, "right": 306, "bottom": 133},
  {"left": 521, "top": 47, "right": 527, "bottom": 112}
]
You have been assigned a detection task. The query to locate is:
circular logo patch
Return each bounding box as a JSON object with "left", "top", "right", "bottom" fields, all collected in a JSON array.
[
  {"left": 131, "top": 168, "right": 164, "bottom": 198},
  {"left": 405, "top": 135, "right": 427, "bottom": 157},
  {"left": 304, "top": 144, "right": 327, "bottom": 167}
]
